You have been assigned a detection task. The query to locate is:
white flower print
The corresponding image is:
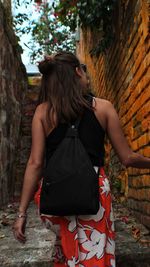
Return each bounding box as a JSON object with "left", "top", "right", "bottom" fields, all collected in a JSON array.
[
  {"left": 101, "top": 178, "right": 110, "bottom": 195},
  {"left": 75, "top": 227, "right": 88, "bottom": 243},
  {"left": 66, "top": 217, "right": 77, "bottom": 232},
  {"left": 110, "top": 258, "right": 116, "bottom": 267},
  {"left": 78, "top": 202, "right": 105, "bottom": 222},
  {"left": 82, "top": 229, "right": 106, "bottom": 260},
  {"left": 67, "top": 256, "right": 79, "bottom": 267},
  {"left": 106, "top": 238, "right": 115, "bottom": 255},
  {"left": 78, "top": 251, "right": 87, "bottom": 262},
  {"left": 75, "top": 225, "right": 93, "bottom": 261}
]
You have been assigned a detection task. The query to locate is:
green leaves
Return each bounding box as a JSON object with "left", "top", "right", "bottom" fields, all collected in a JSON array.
[
  {"left": 54, "top": 0, "right": 117, "bottom": 55},
  {"left": 13, "top": 0, "right": 117, "bottom": 61},
  {"left": 13, "top": 0, "right": 76, "bottom": 63},
  {"left": 30, "top": 3, "right": 76, "bottom": 61}
]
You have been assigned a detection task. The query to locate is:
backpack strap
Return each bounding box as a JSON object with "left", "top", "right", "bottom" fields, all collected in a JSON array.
[
  {"left": 73, "top": 116, "right": 82, "bottom": 129},
  {"left": 84, "top": 93, "right": 94, "bottom": 105},
  {"left": 67, "top": 94, "right": 94, "bottom": 133}
]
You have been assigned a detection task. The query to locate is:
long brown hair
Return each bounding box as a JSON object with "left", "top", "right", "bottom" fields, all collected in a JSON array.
[{"left": 38, "top": 51, "right": 92, "bottom": 126}]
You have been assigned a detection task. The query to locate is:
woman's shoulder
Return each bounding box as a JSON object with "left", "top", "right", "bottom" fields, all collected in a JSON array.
[
  {"left": 93, "top": 97, "right": 113, "bottom": 113},
  {"left": 93, "top": 98, "right": 114, "bottom": 131},
  {"left": 34, "top": 102, "right": 49, "bottom": 118},
  {"left": 34, "top": 102, "right": 55, "bottom": 136},
  {"left": 94, "top": 97, "right": 112, "bottom": 106}
]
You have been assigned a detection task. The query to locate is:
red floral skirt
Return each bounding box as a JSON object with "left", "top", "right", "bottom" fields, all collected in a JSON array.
[{"left": 34, "top": 167, "right": 116, "bottom": 267}]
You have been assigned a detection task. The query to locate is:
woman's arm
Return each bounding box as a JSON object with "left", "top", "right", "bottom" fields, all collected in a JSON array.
[
  {"left": 13, "top": 105, "right": 46, "bottom": 242},
  {"left": 96, "top": 99, "right": 150, "bottom": 168}
]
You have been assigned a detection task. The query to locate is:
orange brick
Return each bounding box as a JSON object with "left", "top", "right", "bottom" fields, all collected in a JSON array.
[
  {"left": 141, "top": 105, "right": 150, "bottom": 118},
  {"left": 143, "top": 146, "right": 150, "bottom": 157},
  {"left": 132, "top": 177, "right": 142, "bottom": 188},
  {"left": 134, "top": 51, "right": 145, "bottom": 75},
  {"left": 139, "top": 168, "right": 150, "bottom": 174},
  {"left": 131, "top": 98, "right": 141, "bottom": 116},
  {"left": 138, "top": 189, "right": 149, "bottom": 201},
  {"left": 139, "top": 88, "right": 150, "bottom": 106},
  {"left": 133, "top": 54, "right": 149, "bottom": 85},
  {"left": 128, "top": 188, "right": 134, "bottom": 198},
  {"left": 131, "top": 168, "right": 142, "bottom": 175},
  {"left": 138, "top": 133, "right": 150, "bottom": 148},
  {"left": 126, "top": 136, "right": 132, "bottom": 147},
  {"left": 129, "top": 125, "right": 134, "bottom": 136},
  {"left": 141, "top": 116, "right": 150, "bottom": 131},
  {"left": 120, "top": 103, "right": 128, "bottom": 118},
  {"left": 136, "top": 111, "right": 143, "bottom": 122},
  {"left": 128, "top": 92, "right": 137, "bottom": 108},
  {"left": 130, "top": 175, "right": 150, "bottom": 188},
  {"left": 142, "top": 175, "right": 150, "bottom": 187},
  {"left": 143, "top": 50, "right": 150, "bottom": 69},
  {"left": 124, "top": 87, "right": 132, "bottom": 101},
  {"left": 120, "top": 116, "right": 127, "bottom": 127},
  {"left": 133, "top": 124, "right": 143, "bottom": 140},
  {"left": 139, "top": 70, "right": 150, "bottom": 90},
  {"left": 128, "top": 167, "right": 133, "bottom": 175},
  {"left": 131, "top": 140, "right": 138, "bottom": 151},
  {"left": 129, "top": 88, "right": 150, "bottom": 116}
]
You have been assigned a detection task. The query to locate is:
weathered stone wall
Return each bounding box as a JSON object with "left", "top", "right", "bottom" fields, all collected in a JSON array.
[
  {"left": 15, "top": 77, "right": 41, "bottom": 196},
  {"left": 77, "top": 0, "right": 150, "bottom": 228},
  {"left": 0, "top": 1, "right": 28, "bottom": 206}
]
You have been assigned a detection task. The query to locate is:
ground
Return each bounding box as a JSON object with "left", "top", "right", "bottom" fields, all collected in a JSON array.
[{"left": 0, "top": 199, "right": 150, "bottom": 267}]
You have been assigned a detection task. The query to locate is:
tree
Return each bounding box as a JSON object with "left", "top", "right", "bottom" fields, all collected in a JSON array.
[
  {"left": 54, "top": 0, "right": 117, "bottom": 56},
  {"left": 13, "top": 0, "right": 117, "bottom": 61},
  {"left": 13, "top": 0, "right": 76, "bottom": 63}
]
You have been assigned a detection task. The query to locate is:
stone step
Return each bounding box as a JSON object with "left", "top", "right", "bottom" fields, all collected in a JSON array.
[
  {"left": 0, "top": 202, "right": 150, "bottom": 267},
  {"left": 0, "top": 203, "right": 54, "bottom": 267},
  {"left": 116, "top": 220, "right": 150, "bottom": 267}
]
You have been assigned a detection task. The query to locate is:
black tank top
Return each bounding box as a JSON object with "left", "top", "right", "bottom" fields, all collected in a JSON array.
[{"left": 45, "top": 105, "right": 105, "bottom": 167}]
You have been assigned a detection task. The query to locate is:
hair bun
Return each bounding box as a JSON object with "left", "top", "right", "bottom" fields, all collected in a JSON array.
[{"left": 38, "top": 56, "right": 55, "bottom": 75}]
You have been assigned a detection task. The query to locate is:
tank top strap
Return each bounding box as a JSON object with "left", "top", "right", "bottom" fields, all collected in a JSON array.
[{"left": 84, "top": 93, "right": 93, "bottom": 106}]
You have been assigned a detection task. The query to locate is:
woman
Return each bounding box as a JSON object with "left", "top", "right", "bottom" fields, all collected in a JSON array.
[{"left": 13, "top": 51, "right": 150, "bottom": 267}]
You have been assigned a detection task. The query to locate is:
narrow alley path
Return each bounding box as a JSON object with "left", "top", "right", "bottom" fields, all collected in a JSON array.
[{"left": 0, "top": 200, "right": 150, "bottom": 267}]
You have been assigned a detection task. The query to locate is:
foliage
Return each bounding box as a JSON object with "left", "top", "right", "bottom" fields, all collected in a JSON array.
[
  {"left": 53, "top": 0, "right": 78, "bottom": 32},
  {"left": 29, "top": 2, "right": 76, "bottom": 62},
  {"left": 54, "top": 0, "right": 118, "bottom": 55},
  {"left": 13, "top": 0, "right": 76, "bottom": 63},
  {"left": 13, "top": 0, "right": 117, "bottom": 61}
]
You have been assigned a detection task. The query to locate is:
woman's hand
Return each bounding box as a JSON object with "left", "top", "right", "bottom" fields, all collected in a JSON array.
[{"left": 12, "top": 216, "right": 27, "bottom": 243}]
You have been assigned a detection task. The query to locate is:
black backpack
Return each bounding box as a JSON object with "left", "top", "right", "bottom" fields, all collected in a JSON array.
[{"left": 40, "top": 118, "right": 100, "bottom": 216}]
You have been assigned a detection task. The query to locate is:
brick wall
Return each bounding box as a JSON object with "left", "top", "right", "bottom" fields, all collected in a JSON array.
[
  {"left": 77, "top": 0, "right": 150, "bottom": 228},
  {"left": 0, "top": 1, "right": 28, "bottom": 205}
]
